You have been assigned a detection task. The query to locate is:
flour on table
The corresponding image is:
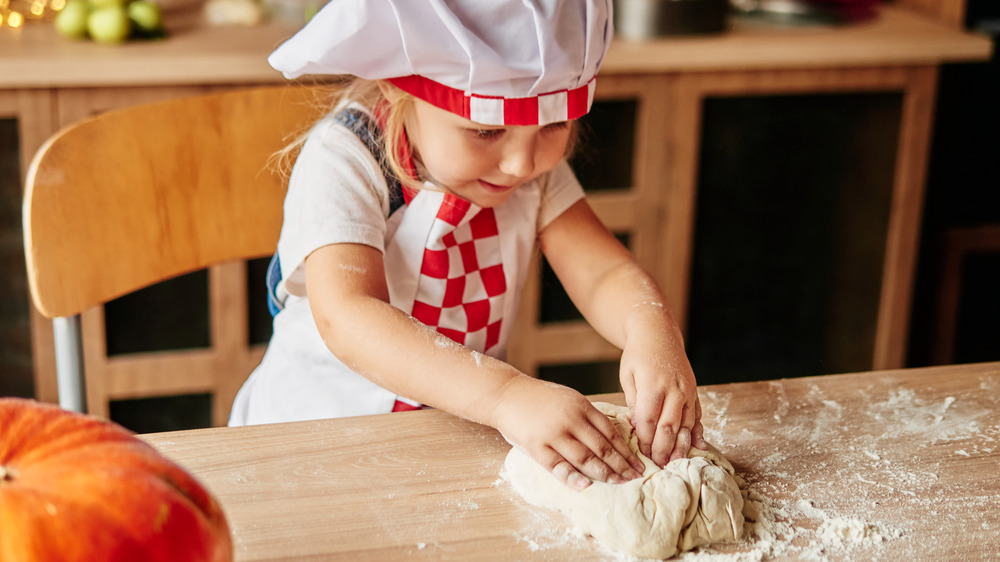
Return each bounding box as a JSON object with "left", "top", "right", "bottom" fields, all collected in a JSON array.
[{"left": 503, "top": 402, "right": 744, "bottom": 559}]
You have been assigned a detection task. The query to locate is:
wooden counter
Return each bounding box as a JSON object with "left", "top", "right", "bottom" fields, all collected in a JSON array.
[{"left": 142, "top": 362, "right": 1000, "bottom": 560}]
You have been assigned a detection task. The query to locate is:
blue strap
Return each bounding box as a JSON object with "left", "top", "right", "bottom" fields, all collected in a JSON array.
[
  {"left": 266, "top": 108, "right": 404, "bottom": 317},
  {"left": 265, "top": 252, "right": 283, "bottom": 317},
  {"left": 334, "top": 108, "right": 406, "bottom": 214}
]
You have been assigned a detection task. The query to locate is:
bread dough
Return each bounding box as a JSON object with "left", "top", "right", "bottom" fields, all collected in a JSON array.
[{"left": 503, "top": 402, "right": 744, "bottom": 559}]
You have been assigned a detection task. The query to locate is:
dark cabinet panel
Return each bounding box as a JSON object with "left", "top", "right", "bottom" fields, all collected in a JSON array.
[{"left": 687, "top": 93, "right": 902, "bottom": 384}]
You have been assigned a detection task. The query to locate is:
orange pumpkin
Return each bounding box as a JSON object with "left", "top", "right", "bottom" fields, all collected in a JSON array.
[{"left": 0, "top": 397, "right": 232, "bottom": 562}]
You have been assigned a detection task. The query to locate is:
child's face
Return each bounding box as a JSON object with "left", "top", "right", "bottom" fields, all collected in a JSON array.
[{"left": 406, "top": 96, "right": 572, "bottom": 208}]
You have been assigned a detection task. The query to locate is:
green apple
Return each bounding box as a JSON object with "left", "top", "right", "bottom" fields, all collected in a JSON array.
[
  {"left": 303, "top": 3, "right": 319, "bottom": 22},
  {"left": 87, "top": 6, "right": 131, "bottom": 44},
  {"left": 54, "top": 0, "right": 90, "bottom": 39},
  {"left": 127, "top": 0, "right": 164, "bottom": 36}
]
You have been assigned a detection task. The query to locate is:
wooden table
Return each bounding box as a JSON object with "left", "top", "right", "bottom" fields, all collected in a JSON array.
[{"left": 142, "top": 361, "right": 1000, "bottom": 560}]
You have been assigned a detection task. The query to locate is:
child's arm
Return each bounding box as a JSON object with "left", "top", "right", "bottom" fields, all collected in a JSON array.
[
  {"left": 304, "top": 243, "right": 646, "bottom": 490},
  {"left": 539, "top": 199, "right": 707, "bottom": 467}
]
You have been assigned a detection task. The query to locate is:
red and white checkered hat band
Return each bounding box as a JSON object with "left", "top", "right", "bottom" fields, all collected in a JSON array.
[{"left": 389, "top": 75, "right": 597, "bottom": 127}]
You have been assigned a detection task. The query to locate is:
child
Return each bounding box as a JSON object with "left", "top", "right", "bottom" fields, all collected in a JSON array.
[{"left": 230, "top": 0, "right": 706, "bottom": 491}]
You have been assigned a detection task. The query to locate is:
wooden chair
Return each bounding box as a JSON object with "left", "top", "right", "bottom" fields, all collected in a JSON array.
[{"left": 22, "top": 85, "right": 324, "bottom": 424}]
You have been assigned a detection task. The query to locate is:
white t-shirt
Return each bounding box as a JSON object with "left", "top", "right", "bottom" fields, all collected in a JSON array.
[{"left": 230, "top": 104, "right": 585, "bottom": 426}]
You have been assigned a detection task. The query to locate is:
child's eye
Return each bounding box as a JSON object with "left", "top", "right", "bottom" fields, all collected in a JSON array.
[
  {"left": 543, "top": 121, "right": 569, "bottom": 133},
  {"left": 471, "top": 128, "right": 504, "bottom": 139}
]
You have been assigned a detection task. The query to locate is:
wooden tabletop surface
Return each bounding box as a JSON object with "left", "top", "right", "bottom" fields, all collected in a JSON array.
[
  {"left": 1, "top": 5, "right": 991, "bottom": 89},
  {"left": 142, "top": 361, "right": 1000, "bottom": 561}
]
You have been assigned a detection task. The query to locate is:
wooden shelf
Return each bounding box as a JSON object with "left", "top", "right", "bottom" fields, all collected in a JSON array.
[
  {"left": 0, "top": 6, "right": 990, "bottom": 89},
  {"left": 604, "top": 6, "right": 992, "bottom": 73},
  {"left": 0, "top": 16, "right": 296, "bottom": 88}
]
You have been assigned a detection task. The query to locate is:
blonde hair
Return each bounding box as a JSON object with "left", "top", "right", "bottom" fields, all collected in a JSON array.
[{"left": 273, "top": 78, "right": 579, "bottom": 194}]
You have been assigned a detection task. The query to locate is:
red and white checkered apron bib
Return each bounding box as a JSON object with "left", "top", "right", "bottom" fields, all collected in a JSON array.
[
  {"left": 389, "top": 192, "right": 508, "bottom": 412},
  {"left": 387, "top": 126, "right": 508, "bottom": 411},
  {"left": 408, "top": 193, "right": 507, "bottom": 353}
]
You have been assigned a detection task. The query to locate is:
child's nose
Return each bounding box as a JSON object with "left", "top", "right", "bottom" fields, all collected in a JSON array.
[{"left": 498, "top": 137, "right": 537, "bottom": 179}]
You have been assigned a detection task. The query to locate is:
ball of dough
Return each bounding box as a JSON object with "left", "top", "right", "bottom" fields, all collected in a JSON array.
[{"left": 503, "top": 402, "right": 744, "bottom": 559}]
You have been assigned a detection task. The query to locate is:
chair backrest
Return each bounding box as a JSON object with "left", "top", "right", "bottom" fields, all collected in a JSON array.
[
  {"left": 25, "top": 85, "right": 324, "bottom": 319},
  {"left": 23, "top": 85, "right": 326, "bottom": 424}
]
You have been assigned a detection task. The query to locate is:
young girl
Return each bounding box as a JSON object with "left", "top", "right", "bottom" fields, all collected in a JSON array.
[{"left": 231, "top": 0, "right": 706, "bottom": 491}]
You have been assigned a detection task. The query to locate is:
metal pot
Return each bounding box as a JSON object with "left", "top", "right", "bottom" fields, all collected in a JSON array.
[{"left": 614, "top": 0, "right": 728, "bottom": 39}]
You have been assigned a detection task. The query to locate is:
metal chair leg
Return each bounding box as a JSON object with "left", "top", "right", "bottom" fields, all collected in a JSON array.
[{"left": 53, "top": 315, "right": 87, "bottom": 413}]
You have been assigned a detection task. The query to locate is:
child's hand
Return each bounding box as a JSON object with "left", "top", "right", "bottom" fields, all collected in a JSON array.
[
  {"left": 491, "top": 377, "right": 645, "bottom": 491},
  {"left": 619, "top": 324, "right": 707, "bottom": 468}
]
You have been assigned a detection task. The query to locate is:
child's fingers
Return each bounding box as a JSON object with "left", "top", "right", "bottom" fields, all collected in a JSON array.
[
  {"left": 585, "top": 407, "right": 646, "bottom": 477},
  {"left": 541, "top": 437, "right": 632, "bottom": 489},
  {"left": 648, "top": 395, "right": 689, "bottom": 467},
  {"left": 630, "top": 391, "right": 667, "bottom": 462},
  {"left": 549, "top": 458, "right": 593, "bottom": 491},
  {"left": 562, "top": 422, "right": 642, "bottom": 483},
  {"left": 536, "top": 413, "right": 645, "bottom": 488},
  {"left": 649, "top": 422, "right": 678, "bottom": 467},
  {"left": 667, "top": 425, "right": 692, "bottom": 463},
  {"left": 620, "top": 373, "right": 638, "bottom": 418},
  {"left": 665, "top": 398, "right": 701, "bottom": 463},
  {"left": 632, "top": 391, "right": 706, "bottom": 465},
  {"left": 692, "top": 399, "right": 708, "bottom": 450}
]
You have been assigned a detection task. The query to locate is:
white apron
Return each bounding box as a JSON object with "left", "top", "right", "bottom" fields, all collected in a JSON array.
[{"left": 229, "top": 180, "right": 542, "bottom": 426}]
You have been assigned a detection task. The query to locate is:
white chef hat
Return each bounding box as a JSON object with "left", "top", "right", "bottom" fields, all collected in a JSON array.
[{"left": 268, "top": 0, "right": 613, "bottom": 126}]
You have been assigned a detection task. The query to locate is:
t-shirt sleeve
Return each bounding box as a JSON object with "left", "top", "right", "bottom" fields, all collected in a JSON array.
[
  {"left": 277, "top": 114, "right": 390, "bottom": 297},
  {"left": 536, "top": 159, "right": 586, "bottom": 231}
]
